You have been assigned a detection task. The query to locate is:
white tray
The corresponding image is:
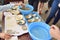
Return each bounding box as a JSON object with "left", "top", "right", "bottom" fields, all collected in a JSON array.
[{"left": 5, "top": 13, "right": 28, "bottom": 36}]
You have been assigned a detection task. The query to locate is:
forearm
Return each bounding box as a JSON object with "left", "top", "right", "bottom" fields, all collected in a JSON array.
[
  {"left": 0, "top": 33, "right": 3, "bottom": 38},
  {"left": 37, "top": 2, "right": 40, "bottom": 12}
]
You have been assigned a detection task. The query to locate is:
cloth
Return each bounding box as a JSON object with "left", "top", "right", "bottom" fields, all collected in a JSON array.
[{"left": 0, "top": 3, "right": 15, "bottom": 11}]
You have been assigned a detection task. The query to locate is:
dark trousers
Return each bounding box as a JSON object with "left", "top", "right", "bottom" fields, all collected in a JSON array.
[
  {"left": 48, "top": 0, "right": 54, "bottom": 8},
  {"left": 28, "top": 0, "right": 39, "bottom": 11},
  {"left": 53, "top": 9, "right": 60, "bottom": 25},
  {"left": 46, "top": 0, "right": 60, "bottom": 25}
]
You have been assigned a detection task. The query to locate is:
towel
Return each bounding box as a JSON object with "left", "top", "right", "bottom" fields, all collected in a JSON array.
[{"left": 0, "top": 4, "right": 15, "bottom": 11}]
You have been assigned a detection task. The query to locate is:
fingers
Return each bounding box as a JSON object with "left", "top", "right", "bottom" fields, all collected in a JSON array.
[
  {"left": 50, "top": 25, "right": 55, "bottom": 29},
  {"left": 4, "top": 34, "right": 12, "bottom": 39},
  {"left": 19, "top": 3, "right": 25, "bottom": 6},
  {"left": 50, "top": 25, "right": 58, "bottom": 30},
  {"left": 14, "top": 1, "right": 23, "bottom": 6},
  {"left": 14, "top": 1, "right": 25, "bottom": 6},
  {"left": 18, "top": 1, "right": 25, "bottom": 6}
]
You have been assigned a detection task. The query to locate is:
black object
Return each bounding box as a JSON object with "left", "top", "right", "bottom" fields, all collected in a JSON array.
[
  {"left": 45, "top": 10, "right": 48, "bottom": 14},
  {"left": 28, "top": 0, "right": 39, "bottom": 11},
  {"left": 0, "top": 38, "right": 4, "bottom": 40},
  {"left": 39, "top": 0, "right": 48, "bottom": 3},
  {"left": 48, "top": 0, "right": 54, "bottom": 8}
]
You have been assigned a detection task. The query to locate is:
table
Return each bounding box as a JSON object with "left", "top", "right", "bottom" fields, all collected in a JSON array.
[
  {"left": 2, "top": 13, "right": 32, "bottom": 40},
  {"left": 2, "top": 12, "right": 55, "bottom": 40}
]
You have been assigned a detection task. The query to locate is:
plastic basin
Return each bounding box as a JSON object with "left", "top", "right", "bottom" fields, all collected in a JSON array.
[
  {"left": 18, "top": 4, "right": 34, "bottom": 15},
  {"left": 28, "top": 22, "right": 51, "bottom": 40}
]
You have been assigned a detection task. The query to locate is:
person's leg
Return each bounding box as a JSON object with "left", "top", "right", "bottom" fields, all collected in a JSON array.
[
  {"left": 46, "top": 0, "right": 59, "bottom": 24},
  {"left": 53, "top": 9, "right": 60, "bottom": 25},
  {"left": 33, "top": 0, "right": 39, "bottom": 11}
]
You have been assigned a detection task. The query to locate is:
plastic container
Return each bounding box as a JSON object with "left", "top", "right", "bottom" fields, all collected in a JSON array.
[
  {"left": 18, "top": 4, "right": 34, "bottom": 15},
  {"left": 28, "top": 22, "right": 51, "bottom": 40},
  {"left": 23, "top": 11, "right": 43, "bottom": 26}
]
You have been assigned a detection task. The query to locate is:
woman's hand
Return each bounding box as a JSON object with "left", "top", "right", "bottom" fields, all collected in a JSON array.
[
  {"left": 0, "top": 33, "right": 12, "bottom": 40},
  {"left": 15, "top": 1, "right": 25, "bottom": 6},
  {"left": 50, "top": 25, "right": 60, "bottom": 40}
]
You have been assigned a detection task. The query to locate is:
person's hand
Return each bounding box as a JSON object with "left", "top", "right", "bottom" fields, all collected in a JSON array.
[
  {"left": 37, "top": 9, "right": 42, "bottom": 15},
  {"left": 15, "top": 1, "right": 25, "bottom": 6},
  {"left": 50, "top": 25, "right": 60, "bottom": 40},
  {"left": 0, "top": 33, "right": 12, "bottom": 40}
]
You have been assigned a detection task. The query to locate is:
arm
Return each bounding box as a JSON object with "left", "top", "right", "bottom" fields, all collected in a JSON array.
[
  {"left": 0, "top": 33, "right": 12, "bottom": 39},
  {"left": 50, "top": 25, "right": 60, "bottom": 40},
  {"left": 0, "top": 33, "right": 2, "bottom": 38},
  {"left": 37, "top": 2, "right": 40, "bottom": 13}
]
